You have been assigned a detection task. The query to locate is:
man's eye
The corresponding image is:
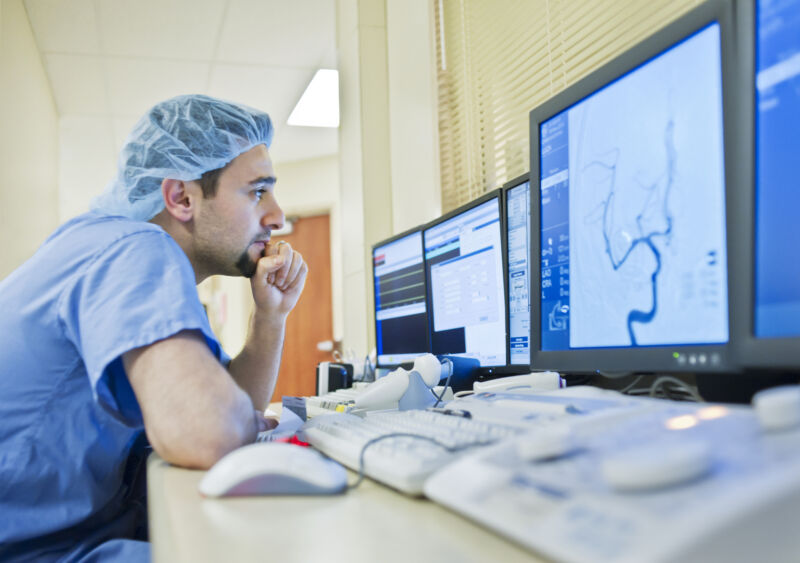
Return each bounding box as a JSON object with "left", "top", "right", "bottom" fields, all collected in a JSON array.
[{"left": 254, "top": 189, "right": 266, "bottom": 201}]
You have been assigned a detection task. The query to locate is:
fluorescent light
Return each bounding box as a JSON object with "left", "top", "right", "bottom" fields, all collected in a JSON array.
[{"left": 288, "top": 69, "right": 339, "bottom": 128}]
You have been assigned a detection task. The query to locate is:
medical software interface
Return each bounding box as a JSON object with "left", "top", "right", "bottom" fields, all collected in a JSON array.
[
  {"left": 424, "top": 198, "right": 507, "bottom": 367},
  {"left": 374, "top": 232, "right": 429, "bottom": 366},
  {"left": 539, "top": 22, "right": 729, "bottom": 351},
  {"left": 755, "top": 0, "right": 800, "bottom": 338},
  {"left": 507, "top": 181, "right": 531, "bottom": 365}
]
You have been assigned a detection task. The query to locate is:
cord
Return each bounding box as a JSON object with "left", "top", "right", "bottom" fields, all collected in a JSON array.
[
  {"left": 619, "top": 375, "right": 646, "bottom": 394},
  {"left": 595, "top": 370, "right": 635, "bottom": 379},
  {"left": 639, "top": 375, "right": 704, "bottom": 402},
  {"left": 346, "top": 432, "right": 493, "bottom": 490},
  {"left": 356, "top": 353, "right": 376, "bottom": 382},
  {"left": 430, "top": 358, "right": 455, "bottom": 408}
]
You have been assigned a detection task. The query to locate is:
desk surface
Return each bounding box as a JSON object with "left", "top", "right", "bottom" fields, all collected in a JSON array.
[{"left": 147, "top": 429, "right": 544, "bottom": 562}]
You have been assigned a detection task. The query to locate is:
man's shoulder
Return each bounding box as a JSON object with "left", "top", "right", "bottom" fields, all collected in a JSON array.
[
  {"left": 47, "top": 211, "right": 177, "bottom": 256},
  {"left": 36, "top": 212, "right": 186, "bottom": 279},
  {"left": 53, "top": 211, "right": 167, "bottom": 242}
]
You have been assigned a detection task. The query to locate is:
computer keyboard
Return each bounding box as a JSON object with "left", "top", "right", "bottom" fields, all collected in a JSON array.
[
  {"left": 300, "top": 387, "right": 644, "bottom": 496},
  {"left": 299, "top": 409, "right": 521, "bottom": 495},
  {"left": 305, "top": 383, "right": 371, "bottom": 417},
  {"left": 424, "top": 396, "right": 800, "bottom": 563}
]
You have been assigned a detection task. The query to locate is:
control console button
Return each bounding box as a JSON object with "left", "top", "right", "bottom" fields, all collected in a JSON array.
[
  {"left": 752, "top": 385, "right": 800, "bottom": 432},
  {"left": 602, "top": 440, "right": 711, "bottom": 492},
  {"left": 516, "top": 425, "right": 574, "bottom": 461}
]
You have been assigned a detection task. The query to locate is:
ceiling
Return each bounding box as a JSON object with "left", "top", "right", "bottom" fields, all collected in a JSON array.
[{"left": 22, "top": 0, "right": 339, "bottom": 164}]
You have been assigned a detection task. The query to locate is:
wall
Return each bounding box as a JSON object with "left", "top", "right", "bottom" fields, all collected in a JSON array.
[
  {"left": 57, "top": 115, "right": 117, "bottom": 222},
  {"left": 275, "top": 155, "right": 343, "bottom": 342},
  {"left": 386, "top": 0, "right": 440, "bottom": 233},
  {"left": 0, "top": 0, "right": 58, "bottom": 279},
  {"left": 336, "top": 0, "right": 441, "bottom": 356}
]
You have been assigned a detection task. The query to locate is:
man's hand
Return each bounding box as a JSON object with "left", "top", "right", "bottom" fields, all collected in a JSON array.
[
  {"left": 232, "top": 241, "right": 306, "bottom": 410},
  {"left": 251, "top": 241, "right": 308, "bottom": 318},
  {"left": 254, "top": 410, "right": 280, "bottom": 433}
]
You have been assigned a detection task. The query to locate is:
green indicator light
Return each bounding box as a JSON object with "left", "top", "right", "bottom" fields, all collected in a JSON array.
[{"left": 673, "top": 352, "right": 680, "bottom": 359}]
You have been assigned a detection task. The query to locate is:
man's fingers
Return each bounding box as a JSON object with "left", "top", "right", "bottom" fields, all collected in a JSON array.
[
  {"left": 285, "top": 261, "right": 308, "bottom": 293},
  {"left": 259, "top": 241, "right": 306, "bottom": 293},
  {"left": 277, "top": 251, "right": 304, "bottom": 290},
  {"left": 268, "top": 242, "right": 294, "bottom": 286},
  {"left": 256, "top": 253, "right": 285, "bottom": 280}
]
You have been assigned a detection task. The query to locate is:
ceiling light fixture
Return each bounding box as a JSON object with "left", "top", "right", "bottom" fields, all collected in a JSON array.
[{"left": 287, "top": 69, "right": 339, "bottom": 128}]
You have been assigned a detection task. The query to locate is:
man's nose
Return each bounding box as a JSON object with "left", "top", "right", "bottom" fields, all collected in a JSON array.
[{"left": 261, "top": 201, "right": 285, "bottom": 231}]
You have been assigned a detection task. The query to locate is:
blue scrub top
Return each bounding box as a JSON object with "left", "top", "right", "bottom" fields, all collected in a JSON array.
[{"left": 0, "top": 212, "right": 229, "bottom": 561}]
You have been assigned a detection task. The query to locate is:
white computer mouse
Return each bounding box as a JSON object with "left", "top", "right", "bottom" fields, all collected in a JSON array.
[{"left": 198, "top": 442, "right": 348, "bottom": 497}]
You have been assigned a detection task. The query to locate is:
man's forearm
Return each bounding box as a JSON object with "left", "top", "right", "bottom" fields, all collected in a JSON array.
[{"left": 228, "top": 313, "right": 286, "bottom": 411}]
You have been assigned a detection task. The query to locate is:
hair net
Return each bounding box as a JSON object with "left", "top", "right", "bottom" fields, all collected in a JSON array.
[{"left": 91, "top": 94, "right": 274, "bottom": 221}]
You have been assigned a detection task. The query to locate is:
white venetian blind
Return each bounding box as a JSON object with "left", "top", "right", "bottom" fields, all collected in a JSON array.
[{"left": 435, "top": 0, "right": 703, "bottom": 212}]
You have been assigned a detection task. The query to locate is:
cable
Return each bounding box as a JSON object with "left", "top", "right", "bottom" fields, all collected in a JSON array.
[
  {"left": 619, "top": 375, "right": 646, "bottom": 394},
  {"left": 647, "top": 375, "right": 704, "bottom": 402},
  {"left": 346, "top": 432, "right": 493, "bottom": 490},
  {"left": 430, "top": 358, "right": 455, "bottom": 408},
  {"left": 595, "top": 370, "right": 635, "bottom": 379},
  {"left": 361, "top": 354, "right": 375, "bottom": 381},
  {"left": 360, "top": 353, "right": 376, "bottom": 382}
]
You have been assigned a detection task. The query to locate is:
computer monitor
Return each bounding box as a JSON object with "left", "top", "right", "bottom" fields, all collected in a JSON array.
[
  {"left": 423, "top": 190, "right": 508, "bottom": 370},
  {"left": 372, "top": 228, "right": 430, "bottom": 368},
  {"left": 505, "top": 174, "right": 531, "bottom": 369},
  {"left": 735, "top": 0, "right": 800, "bottom": 369},
  {"left": 530, "top": 0, "right": 736, "bottom": 374}
]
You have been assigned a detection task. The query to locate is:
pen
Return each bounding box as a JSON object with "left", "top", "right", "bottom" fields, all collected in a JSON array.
[{"left": 429, "top": 407, "right": 472, "bottom": 419}]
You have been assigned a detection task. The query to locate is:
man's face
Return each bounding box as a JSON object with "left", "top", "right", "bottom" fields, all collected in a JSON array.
[{"left": 191, "top": 144, "right": 284, "bottom": 278}]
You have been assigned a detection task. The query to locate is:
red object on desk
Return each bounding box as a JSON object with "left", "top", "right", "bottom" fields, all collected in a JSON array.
[{"left": 275, "top": 434, "right": 311, "bottom": 447}]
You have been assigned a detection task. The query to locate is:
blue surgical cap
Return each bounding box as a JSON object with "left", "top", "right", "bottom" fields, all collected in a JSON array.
[{"left": 91, "top": 94, "right": 274, "bottom": 221}]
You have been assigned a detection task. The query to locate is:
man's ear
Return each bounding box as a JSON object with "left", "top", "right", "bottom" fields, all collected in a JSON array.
[{"left": 161, "top": 178, "right": 196, "bottom": 222}]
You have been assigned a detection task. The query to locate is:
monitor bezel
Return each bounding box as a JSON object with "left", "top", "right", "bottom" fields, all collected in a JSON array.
[
  {"left": 371, "top": 225, "right": 431, "bottom": 369},
  {"left": 423, "top": 188, "right": 510, "bottom": 373},
  {"left": 503, "top": 173, "right": 533, "bottom": 373},
  {"left": 529, "top": 0, "right": 739, "bottom": 374},
  {"left": 735, "top": 0, "right": 800, "bottom": 369}
]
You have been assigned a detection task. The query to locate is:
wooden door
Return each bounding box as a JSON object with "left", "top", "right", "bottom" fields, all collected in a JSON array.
[{"left": 271, "top": 214, "right": 334, "bottom": 399}]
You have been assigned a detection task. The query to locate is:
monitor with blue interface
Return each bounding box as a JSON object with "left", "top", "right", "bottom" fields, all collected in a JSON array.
[
  {"left": 530, "top": 0, "right": 735, "bottom": 373},
  {"left": 373, "top": 229, "right": 430, "bottom": 367},
  {"left": 737, "top": 0, "right": 800, "bottom": 368},
  {"left": 505, "top": 175, "right": 531, "bottom": 367},
  {"left": 424, "top": 190, "right": 507, "bottom": 369}
]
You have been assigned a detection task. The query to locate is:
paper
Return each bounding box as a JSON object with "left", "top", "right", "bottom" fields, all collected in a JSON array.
[{"left": 256, "top": 402, "right": 305, "bottom": 442}]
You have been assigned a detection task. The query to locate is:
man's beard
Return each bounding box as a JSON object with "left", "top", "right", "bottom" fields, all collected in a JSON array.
[{"left": 235, "top": 250, "right": 259, "bottom": 278}]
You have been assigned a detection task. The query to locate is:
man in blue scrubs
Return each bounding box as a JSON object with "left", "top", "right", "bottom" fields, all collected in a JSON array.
[{"left": 0, "top": 95, "right": 307, "bottom": 561}]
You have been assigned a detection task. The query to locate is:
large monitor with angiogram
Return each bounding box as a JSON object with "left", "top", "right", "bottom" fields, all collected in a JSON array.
[{"left": 530, "top": 0, "right": 736, "bottom": 374}]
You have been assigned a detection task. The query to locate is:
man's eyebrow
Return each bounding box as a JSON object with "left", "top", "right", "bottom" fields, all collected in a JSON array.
[{"left": 249, "top": 176, "right": 277, "bottom": 187}]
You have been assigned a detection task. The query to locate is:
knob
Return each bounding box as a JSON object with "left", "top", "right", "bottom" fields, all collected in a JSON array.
[
  {"left": 602, "top": 440, "right": 711, "bottom": 492},
  {"left": 752, "top": 385, "right": 800, "bottom": 432},
  {"left": 515, "top": 425, "right": 575, "bottom": 461}
]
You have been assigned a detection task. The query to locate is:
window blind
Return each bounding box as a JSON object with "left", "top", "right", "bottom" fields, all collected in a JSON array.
[{"left": 436, "top": 0, "right": 702, "bottom": 212}]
